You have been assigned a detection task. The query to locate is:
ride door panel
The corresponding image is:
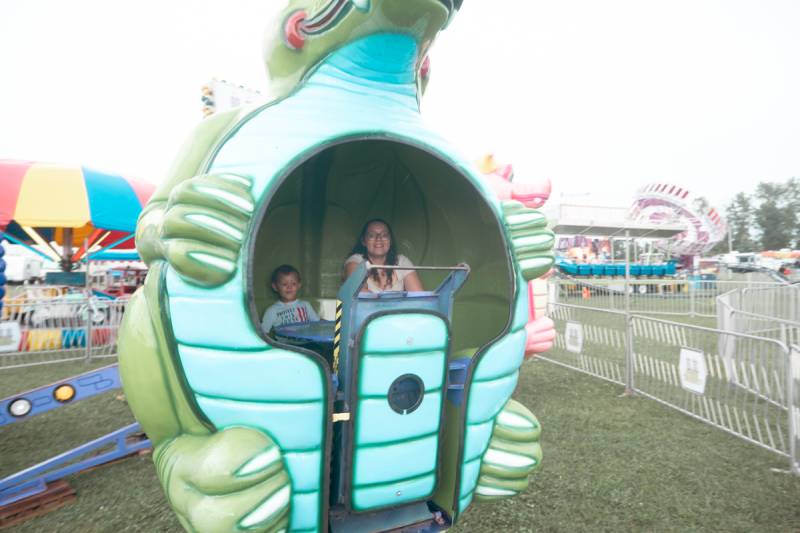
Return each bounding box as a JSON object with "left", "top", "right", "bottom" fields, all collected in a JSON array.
[{"left": 349, "top": 312, "right": 449, "bottom": 511}]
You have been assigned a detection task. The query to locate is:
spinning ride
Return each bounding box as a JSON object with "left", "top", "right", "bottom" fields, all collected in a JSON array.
[{"left": 629, "top": 182, "right": 727, "bottom": 256}]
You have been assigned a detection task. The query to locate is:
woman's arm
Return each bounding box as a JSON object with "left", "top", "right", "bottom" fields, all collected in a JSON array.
[
  {"left": 403, "top": 271, "right": 424, "bottom": 291},
  {"left": 398, "top": 255, "right": 423, "bottom": 291},
  {"left": 343, "top": 260, "right": 360, "bottom": 280},
  {"left": 343, "top": 258, "right": 371, "bottom": 293}
]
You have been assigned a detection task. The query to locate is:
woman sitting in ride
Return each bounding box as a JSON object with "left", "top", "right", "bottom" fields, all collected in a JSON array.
[{"left": 343, "top": 219, "right": 424, "bottom": 292}]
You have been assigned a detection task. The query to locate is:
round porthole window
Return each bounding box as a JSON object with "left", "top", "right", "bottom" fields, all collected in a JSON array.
[{"left": 387, "top": 374, "right": 424, "bottom": 415}]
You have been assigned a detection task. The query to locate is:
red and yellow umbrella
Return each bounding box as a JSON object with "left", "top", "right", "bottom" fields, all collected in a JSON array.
[{"left": 0, "top": 160, "right": 155, "bottom": 269}]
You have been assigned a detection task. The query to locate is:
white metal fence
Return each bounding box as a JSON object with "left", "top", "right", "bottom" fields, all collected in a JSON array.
[
  {"left": 717, "top": 285, "right": 800, "bottom": 352},
  {"left": 550, "top": 276, "right": 786, "bottom": 318},
  {"left": 548, "top": 303, "right": 627, "bottom": 385},
  {"left": 738, "top": 284, "right": 800, "bottom": 323},
  {"left": 631, "top": 315, "right": 795, "bottom": 464},
  {"left": 543, "top": 301, "right": 799, "bottom": 474},
  {"left": 0, "top": 296, "right": 127, "bottom": 370}
]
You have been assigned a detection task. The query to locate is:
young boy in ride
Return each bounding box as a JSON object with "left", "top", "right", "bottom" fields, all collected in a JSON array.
[{"left": 262, "top": 264, "right": 319, "bottom": 334}]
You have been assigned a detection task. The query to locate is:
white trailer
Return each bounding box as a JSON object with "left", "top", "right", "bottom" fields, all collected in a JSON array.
[{"left": 1, "top": 242, "right": 44, "bottom": 283}]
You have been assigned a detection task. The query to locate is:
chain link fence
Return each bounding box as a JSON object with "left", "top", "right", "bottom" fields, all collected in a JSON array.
[{"left": 0, "top": 296, "right": 127, "bottom": 370}]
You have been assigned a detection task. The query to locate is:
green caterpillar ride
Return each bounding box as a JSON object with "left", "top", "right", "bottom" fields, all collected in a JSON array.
[{"left": 118, "top": 1, "right": 556, "bottom": 531}]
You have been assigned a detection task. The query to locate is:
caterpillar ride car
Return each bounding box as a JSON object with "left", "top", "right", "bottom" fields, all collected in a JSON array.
[{"left": 118, "top": 1, "right": 556, "bottom": 531}]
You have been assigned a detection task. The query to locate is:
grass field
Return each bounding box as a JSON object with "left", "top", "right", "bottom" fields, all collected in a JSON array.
[{"left": 2, "top": 358, "right": 798, "bottom": 532}]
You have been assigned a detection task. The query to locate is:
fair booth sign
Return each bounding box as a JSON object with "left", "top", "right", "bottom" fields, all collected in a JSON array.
[
  {"left": 679, "top": 347, "right": 708, "bottom": 395},
  {"left": 0, "top": 321, "right": 21, "bottom": 353},
  {"left": 565, "top": 321, "right": 584, "bottom": 354}
]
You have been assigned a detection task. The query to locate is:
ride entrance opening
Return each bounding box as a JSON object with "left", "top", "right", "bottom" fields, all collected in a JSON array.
[{"left": 248, "top": 139, "right": 513, "bottom": 356}]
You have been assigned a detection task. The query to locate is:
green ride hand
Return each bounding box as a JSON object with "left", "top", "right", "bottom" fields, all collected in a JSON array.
[
  {"left": 502, "top": 201, "right": 555, "bottom": 281},
  {"left": 155, "top": 427, "right": 291, "bottom": 533},
  {"left": 160, "top": 173, "right": 255, "bottom": 287}
]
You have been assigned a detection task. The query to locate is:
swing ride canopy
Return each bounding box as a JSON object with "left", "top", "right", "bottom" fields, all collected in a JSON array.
[{"left": 0, "top": 160, "right": 154, "bottom": 263}]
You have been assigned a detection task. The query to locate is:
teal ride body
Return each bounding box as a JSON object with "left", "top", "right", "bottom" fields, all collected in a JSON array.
[
  {"left": 119, "top": 2, "right": 555, "bottom": 532},
  {"left": 171, "top": 34, "right": 528, "bottom": 528}
]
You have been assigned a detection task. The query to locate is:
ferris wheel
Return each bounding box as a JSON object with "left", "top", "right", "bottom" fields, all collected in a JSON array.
[{"left": 630, "top": 183, "right": 728, "bottom": 256}]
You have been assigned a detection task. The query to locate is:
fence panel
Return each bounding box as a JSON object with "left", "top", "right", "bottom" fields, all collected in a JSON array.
[
  {"left": 729, "top": 311, "right": 800, "bottom": 349},
  {"left": 740, "top": 285, "right": 800, "bottom": 323},
  {"left": 791, "top": 344, "right": 800, "bottom": 473},
  {"left": 551, "top": 277, "right": 786, "bottom": 319},
  {"left": 542, "top": 303, "right": 627, "bottom": 385},
  {"left": 717, "top": 286, "right": 800, "bottom": 350},
  {"left": 551, "top": 278, "right": 693, "bottom": 315},
  {"left": 0, "top": 296, "right": 127, "bottom": 370},
  {"left": 631, "top": 315, "right": 794, "bottom": 463}
]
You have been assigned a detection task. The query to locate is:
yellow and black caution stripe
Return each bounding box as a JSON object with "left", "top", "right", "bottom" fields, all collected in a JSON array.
[{"left": 332, "top": 300, "right": 342, "bottom": 373}]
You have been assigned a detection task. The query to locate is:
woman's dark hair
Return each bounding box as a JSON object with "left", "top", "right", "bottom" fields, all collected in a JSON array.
[
  {"left": 270, "top": 264, "right": 301, "bottom": 292},
  {"left": 349, "top": 218, "right": 398, "bottom": 288}
]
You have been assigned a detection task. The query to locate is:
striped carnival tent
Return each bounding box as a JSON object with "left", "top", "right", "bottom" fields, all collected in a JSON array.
[{"left": 0, "top": 160, "right": 155, "bottom": 270}]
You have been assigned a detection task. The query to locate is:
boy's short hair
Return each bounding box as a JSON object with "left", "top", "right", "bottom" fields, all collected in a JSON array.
[{"left": 271, "top": 264, "right": 301, "bottom": 286}]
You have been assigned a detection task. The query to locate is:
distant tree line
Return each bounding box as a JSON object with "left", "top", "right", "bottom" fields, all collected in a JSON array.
[{"left": 711, "top": 177, "right": 799, "bottom": 253}]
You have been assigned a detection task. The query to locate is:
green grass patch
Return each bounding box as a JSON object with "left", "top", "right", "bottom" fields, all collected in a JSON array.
[
  {"left": 0, "top": 359, "right": 113, "bottom": 399},
  {"left": 1, "top": 360, "right": 798, "bottom": 531},
  {"left": 455, "top": 360, "right": 799, "bottom": 532}
]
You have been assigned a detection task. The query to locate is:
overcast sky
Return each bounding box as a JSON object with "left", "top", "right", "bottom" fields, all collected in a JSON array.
[{"left": 1, "top": 0, "right": 798, "bottom": 213}]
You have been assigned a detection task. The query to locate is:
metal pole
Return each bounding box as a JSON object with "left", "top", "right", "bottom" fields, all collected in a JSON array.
[
  {"left": 728, "top": 227, "right": 733, "bottom": 253},
  {"left": 62, "top": 228, "right": 73, "bottom": 271},
  {"left": 84, "top": 238, "right": 92, "bottom": 362},
  {"left": 624, "top": 229, "right": 634, "bottom": 395},
  {"left": 785, "top": 339, "right": 799, "bottom": 475},
  {"left": 624, "top": 230, "right": 631, "bottom": 316},
  {"left": 780, "top": 322, "right": 800, "bottom": 474},
  {"left": 84, "top": 238, "right": 91, "bottom": 296}
]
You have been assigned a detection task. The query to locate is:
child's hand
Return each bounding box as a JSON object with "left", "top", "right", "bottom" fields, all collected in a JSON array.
[{"left": 160, "top": 173, "right": 255, "bottom": 287}]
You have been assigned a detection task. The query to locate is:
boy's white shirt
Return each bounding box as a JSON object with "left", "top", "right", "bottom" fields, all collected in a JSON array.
[{"left": 261, "top": 299, "right": 319, "bottom": 332}]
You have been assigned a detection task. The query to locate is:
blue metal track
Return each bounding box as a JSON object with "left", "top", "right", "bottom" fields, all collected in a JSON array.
[
  {"left": 0, "top": 422, "right": 150, "bottom": 506},
  {"left": 0, "top": 364, "right": 121, "bottom": 427}
]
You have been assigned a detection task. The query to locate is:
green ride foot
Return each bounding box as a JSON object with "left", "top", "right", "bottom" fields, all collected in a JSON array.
[{"left": 474, "top": 399, "right": 542, "bottom": 501}]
